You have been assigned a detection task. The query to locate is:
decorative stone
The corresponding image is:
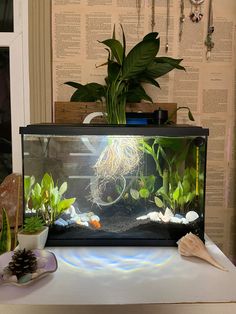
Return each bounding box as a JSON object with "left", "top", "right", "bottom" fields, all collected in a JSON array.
[
  {"left": 148, "top": 212, "right": 161, "bottom": 222},
  {"left": 186, "top": 211, "right": 199, "bottom": 222},
  {"left": 164, "top": 207, "right": 174, "bottom": 218},
  {"left": 181, "top": 218, "right": 189, "bottom": 224},
  {"left": 159, "top": 212, "right": 170, "bottom": 223},
  {"left": 136, "top": 215, "right": 148, "bottom": 220},
  {"left": 36, "top": 268, "right": 46, "bottom": 275},
  {"left": 7, "top": 275, "right": 18, "bottom": 283},
  {"left": 0, "top": 173, "right": 23, "bottom": 228},
  {"left": 54, "top": 218, "right": 68, "bottom": 227},
  {"left": 37, "top": 257, "right": 47, "bottom": 268},
  {"left": 90, "top": 215, "right": 100, "bottom": 222},
  {"left": 18, "top": 273, "right": 32, "bottom": 284},
  {"left": 65, "top": 205, "right": 77, "bottom": 218},
  {"left": 175, "top": 214, "right": 184, "bottom": 219},
  {"left": 31, "top": 272, "right": 38, "bottom": 279},
  {"left": 170, "top": 216, "right": 182, "bottom": 224}
]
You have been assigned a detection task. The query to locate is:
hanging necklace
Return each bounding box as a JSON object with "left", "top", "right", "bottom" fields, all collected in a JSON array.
[
  {"left": 136, "top": 0, "right": 142, "bottom": 37},
  {"left": 179, "top": 0, "right": 185, "bottom": 41},
  {"left": 151, "top": 0, "right": 156, "bottom": 32},
  {"left": 165, "top": 0, "right": 170, "bottom": 53},
  {"left": 189, "top": 0, "right": 204, "bottom": 23},
  {"left": 205, "top": 0, "right": 214, "bottom": 59}
]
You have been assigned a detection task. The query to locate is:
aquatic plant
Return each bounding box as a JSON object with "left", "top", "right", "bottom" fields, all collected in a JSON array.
[
  {"left": 0, "top": 208, "right": 11, "bottom": 254},
  {"left": 65, "top": 26, "right": 185, "bottom": 124},
  {"left": 129, "top": 175, "right": 156, "bottom": 200},
  {"left": 139, "top": 137, "right": 205, "bottom": 214},
  {"left": 24, "top": 176, "right": 35, "bottom": 210},
  {"left": 24, "top": 173, "right": 76, "bottom": 226}
]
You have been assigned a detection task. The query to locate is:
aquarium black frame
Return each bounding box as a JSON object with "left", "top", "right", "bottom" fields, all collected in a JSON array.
[{"left": 20, "top": 124, "right": 209, "bottom": 247}]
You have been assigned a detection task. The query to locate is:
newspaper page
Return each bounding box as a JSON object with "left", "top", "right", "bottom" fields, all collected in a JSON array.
[{"left": 51, "top": 0, "right": 236, "bottom": 261}]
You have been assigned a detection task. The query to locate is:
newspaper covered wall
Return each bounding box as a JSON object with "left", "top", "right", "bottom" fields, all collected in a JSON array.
[{"left": 51, "top": 0, "right": 236, "bottom": 261}]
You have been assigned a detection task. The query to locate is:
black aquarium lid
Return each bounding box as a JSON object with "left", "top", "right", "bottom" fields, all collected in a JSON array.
[{"left": 19, "top": 123, "right": 209, "bottom": 137}]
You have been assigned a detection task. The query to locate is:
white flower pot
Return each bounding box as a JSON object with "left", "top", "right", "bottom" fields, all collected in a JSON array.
[{"left": 17, "top": 226, "right": 49, "bottom": 250}]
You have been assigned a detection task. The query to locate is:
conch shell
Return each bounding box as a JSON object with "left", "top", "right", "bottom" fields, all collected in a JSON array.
[{"left": 177, "top": 232, "right": 227, "bottom": 271}]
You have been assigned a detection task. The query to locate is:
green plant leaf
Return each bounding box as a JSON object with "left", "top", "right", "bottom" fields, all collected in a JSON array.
[
  {"left": 64, "top": 81, "right": 84, "bottom": 89},
  {"left": 139, "top": 188, "right": 150, "bottom": 198},
  {"left": 57, "top": 198, "right": 76, "bottom": 214},
  {"left": 120, "top": 24, "right": 126, "bottom": 63},
  {"left": 0, "top": 208, "right": 11, "bottom": 254},
  {"left": 154, "top": 196, "right": 164, "bottom": 208},
  {"left": 130, "top": 188, "right": 140, "bottom": 200},
  {"left": 182, "top": 179, "right": 191, "bottom": 194},
  {"left": 188, "top": 110, "right": 195, "bottom": 121},
  {"left": 139, "top": 75, "right": 160, "bottom": 88},
  {"left": 145, "top": 57, "right": 184, "bottom": 79},
  {"left": 100, "top": 38, "right": 124, "bottom": 65},
  {"left": 23, "top": 216, "right": 44, "bottom": 234},
  {"left": 126, "top": 84, "right": 153, "bottom": 103},
  {"left": 122, "top": 39, "right": 160, "bottom": 80},
  {"left": 143, "top": 32, "right": 159, "bottom": 41},
  {"left": 59, "top": 182, "right": 67, "bottom": 195},
  {"left": 71, "top": 83, "right": 105, "bottom": 102},
  {"left": 155, "top": 57, "right": 185, "bottom": 70},
  {"left": 41, "top": 173, "right": 54, "bottom": 191},
  {"left": 145, "top": 175, "right": 156, "bottom": 192},
  {"left": 107, "top": 61, "right": 121, "bottom": 83},
  {"left": 173, "top": 186, "right": 180, "bottom": 201}
]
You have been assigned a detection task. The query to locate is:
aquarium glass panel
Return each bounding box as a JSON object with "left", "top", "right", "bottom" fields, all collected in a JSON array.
[{"left": 21, "top": 125, "right": 209, "bottom": 246}]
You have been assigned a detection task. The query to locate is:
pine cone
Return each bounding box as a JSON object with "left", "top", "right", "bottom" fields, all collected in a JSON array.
[{"left": 6, "top": 249, "right": 37, "bottom": 279}]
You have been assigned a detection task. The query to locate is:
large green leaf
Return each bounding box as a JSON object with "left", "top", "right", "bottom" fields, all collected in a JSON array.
[
  {"left": 126, "top": 84, "right": 153, "bottom": 103},
  {"left": 145, "top": 57, "right": 185, "bottom": 79},
  {"left": 100, "top": 38, "right": 124, "bottom": 65},
  {"left": 107, "top": 61, "right": 121, "bottom": 83},
  {"left": 122, "top": 39, "right": 160, "bottom": 80},
  {"left": 70, "top": 83, "right": 105, "bottom": 102},
  {"left": 65, "top": 81, "right": 84, "bottom": 89},
  {"left": 155, "top": 57, "right": 185, "bottom": 70}
]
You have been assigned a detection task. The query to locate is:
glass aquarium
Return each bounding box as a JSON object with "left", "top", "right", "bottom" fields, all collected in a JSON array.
[{"left": 20, "top": 124, "right": 209, "bottom": 246}]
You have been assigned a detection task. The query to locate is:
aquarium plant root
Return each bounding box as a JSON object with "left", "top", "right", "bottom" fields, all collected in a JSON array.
[
  {"left": 91, "top": 137, "right": 143, "bottom": 206},
  {"left": 94, "top": 137, "right": 143, "bottom": 177}
]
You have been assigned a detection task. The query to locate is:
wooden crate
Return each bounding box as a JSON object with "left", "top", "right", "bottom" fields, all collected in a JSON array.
[{"left": 54, "top": 102, "right": 177, "bottom": 124}]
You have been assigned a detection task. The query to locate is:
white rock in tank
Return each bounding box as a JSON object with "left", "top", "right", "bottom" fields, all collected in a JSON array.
[{"left": 186, "top": 211, "right": 199, "bottom": 222}]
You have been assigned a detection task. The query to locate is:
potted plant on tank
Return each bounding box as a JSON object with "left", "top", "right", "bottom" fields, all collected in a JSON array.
[{"left": 65, "top": 26, "right": 185, "bottom": 124}]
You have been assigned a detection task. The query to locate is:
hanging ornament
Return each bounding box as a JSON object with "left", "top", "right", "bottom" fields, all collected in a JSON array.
[
  {"left": 189, "top": 0, "right": 205, "bottom": 23},
  {"left": 151, "top": 0, "right": 156, "bottom": 32},
  {"left": 205, "top": 0, "right": 214, "bottom": 59},
  {"left": 165, "top": 0, "right": 170, "bottom": 53},
  {"left": 179, "top": 0, "right": 185, "bottom": 41}
]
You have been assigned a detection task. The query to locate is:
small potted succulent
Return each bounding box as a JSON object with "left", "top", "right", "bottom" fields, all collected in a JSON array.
[{"left": 17, "top": 216, "right": 48, "bottom": 250}]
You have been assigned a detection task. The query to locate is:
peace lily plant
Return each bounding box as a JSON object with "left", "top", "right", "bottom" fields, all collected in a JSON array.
[{"left": 65, "top": 26, "right": 185, "bottom": 124}]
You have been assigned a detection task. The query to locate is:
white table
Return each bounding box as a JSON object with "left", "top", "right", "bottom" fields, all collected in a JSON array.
[{"left": 0, "top": 237, "right": 236, "bottom": 314}]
